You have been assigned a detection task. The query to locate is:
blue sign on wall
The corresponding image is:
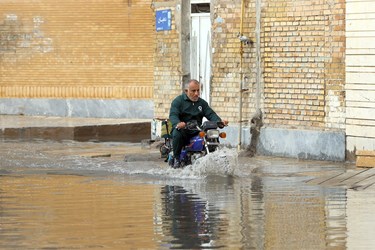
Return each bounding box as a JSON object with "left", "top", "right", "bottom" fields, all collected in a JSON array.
[{"left": 156, "top": 9, "right": 171, "bottom": 31}]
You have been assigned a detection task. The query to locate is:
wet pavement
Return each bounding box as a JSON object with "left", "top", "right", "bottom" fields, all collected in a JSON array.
[
  {"left": 1, "top": 114, "right": 374, "bottom": 190},
  {"left": 1, "top": 115, "right": 375, "bottom": 249}
]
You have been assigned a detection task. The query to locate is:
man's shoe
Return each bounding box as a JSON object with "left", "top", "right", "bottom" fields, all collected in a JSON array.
[{"left": 173, "top": 159, "right": 181, "bottom": 169}]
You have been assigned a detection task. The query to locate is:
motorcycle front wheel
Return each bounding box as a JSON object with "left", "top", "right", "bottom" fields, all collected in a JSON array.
[{"left": 207, "top": 145, "right": 218, "bottom": 152}]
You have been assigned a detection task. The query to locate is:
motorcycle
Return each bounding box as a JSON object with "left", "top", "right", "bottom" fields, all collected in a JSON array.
[{"left": 161, "top": 120, "right": 227, "bottom": 168}]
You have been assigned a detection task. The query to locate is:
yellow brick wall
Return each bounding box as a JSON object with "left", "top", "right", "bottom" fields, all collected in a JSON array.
[
  {"left": 261, "top": 0, "right": 345, "bottom": 129},
  {"left": 153, "top": 0, "right": 184, "bottom": 119},
  {"left": 153, "top": 0, "right": 346, "bottom": 131},
  {"left": 211, "top": 0, "right": 258, "bottom": 125},
  {"left": 210, "top": 0, "right": 346, "bottom": 130},
  {"left": 0, "top": 0, "right": 154, "bottom": 99}
]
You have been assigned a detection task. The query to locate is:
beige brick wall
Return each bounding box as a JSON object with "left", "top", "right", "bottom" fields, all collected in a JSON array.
[
  {"left": 263, "top": 0, "right": 345, "bottom": 130},
  {"left": 153, "top": 0, "right": 185, "bottom": 119},
  {"left": 0, "top": 0, "right": 154, "bottom": 99},
  {"left": 211, "top": 0, "right": 258, "bottom": 125},
  {"left": 153, "top": 0, "right": 345, "bottom": 131}
]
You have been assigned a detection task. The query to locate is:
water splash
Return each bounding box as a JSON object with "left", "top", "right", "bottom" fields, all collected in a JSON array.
[
  {"left": 122, "top": 147, "right": 239, "bottom": 180},
  {"left": 179, "top": 147, "right": 238, "bottom": 178}
]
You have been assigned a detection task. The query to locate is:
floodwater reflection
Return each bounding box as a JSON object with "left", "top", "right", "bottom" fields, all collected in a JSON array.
[
  {"left": 157, "top": 185, "right": 226, "bottom": 249},
  {"left": 0, "top": 140, "right": 374, "bottom": 249}
]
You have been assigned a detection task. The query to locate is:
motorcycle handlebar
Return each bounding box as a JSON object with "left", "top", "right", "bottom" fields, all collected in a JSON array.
[
  {"left": 217, "top": 121, "right": 226, "bottom": 129},
  {"left": 185, "top": 121, "right": 200, "bottom": 130},
  {"left": 181, "top": 120, "right": 227, "bottom": 130}
]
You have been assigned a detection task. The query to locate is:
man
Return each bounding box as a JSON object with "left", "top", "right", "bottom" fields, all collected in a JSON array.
[{"left": 169, "top": 79, "right": 228, "bottom": 168}]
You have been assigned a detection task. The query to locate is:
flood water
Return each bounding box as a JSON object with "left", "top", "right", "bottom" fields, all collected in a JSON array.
[{"left": 1, "top": 140, "right": 375, "bottom": 249}]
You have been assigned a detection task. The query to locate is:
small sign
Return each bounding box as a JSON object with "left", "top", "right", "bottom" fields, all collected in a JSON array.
[{"left": 156, "top": 9, "right": 171, "bottom": 31}]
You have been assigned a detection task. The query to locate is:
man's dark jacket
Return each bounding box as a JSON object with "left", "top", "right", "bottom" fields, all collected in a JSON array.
[{"left": 169, "top": 92, "right": 222, "bottom": 129}]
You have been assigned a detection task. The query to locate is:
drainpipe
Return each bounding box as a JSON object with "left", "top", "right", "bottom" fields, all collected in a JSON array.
[
  {"left": 255, "top": 0, "right": 261, "bottom": 110},
  {"left": 238, "top": 0, "right": 245, "bottom": 150}
]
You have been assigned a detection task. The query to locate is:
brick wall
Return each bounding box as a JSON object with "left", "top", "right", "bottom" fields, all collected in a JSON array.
[
  {"left": 153, "top": 0, "right": 185, "bottom": 119},
  {"left": 211, "top": 0, "right": 345, "bottom": 130},
  {"left": 0, "top": 0, "right": 154, "bottom": 100},
  {"left": 324, "top": 0, "right": 346, "bottom": 130},
  {"left": 211, "top": 0, "right": 258, "bottom": 125},
  {"left": 153, "top": 0, "right": 346, "bottom": 132},
  {"left": 263, "top": 0, "right": 345, "bottom": 130}
]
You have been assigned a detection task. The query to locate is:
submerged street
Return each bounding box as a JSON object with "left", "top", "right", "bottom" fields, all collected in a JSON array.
[
  {"left": 1, "top": 139, "right": 374, "bottom": 249},
  {"left": 0, "top": 0, "right": 373, "bottom": 248}
]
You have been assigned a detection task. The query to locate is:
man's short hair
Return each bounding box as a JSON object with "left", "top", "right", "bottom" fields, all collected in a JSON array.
[{"left": 184, "top": 79, "right": 200, "bottom": 89}]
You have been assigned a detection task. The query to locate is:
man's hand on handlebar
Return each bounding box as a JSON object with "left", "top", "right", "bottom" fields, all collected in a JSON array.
[
  {"left": 218, "top": 120, "right": 229, "bottom": 129},
  {"left": 176, "top": 121, "right": 186, "bottom": 130}
]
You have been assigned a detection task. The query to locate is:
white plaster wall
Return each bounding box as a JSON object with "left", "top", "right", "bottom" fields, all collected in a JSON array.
[{"left": 346, "top": 0, "right": 375, "bottom": 152}]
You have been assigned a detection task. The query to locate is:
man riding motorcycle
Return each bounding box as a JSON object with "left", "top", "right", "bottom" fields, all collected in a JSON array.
[{"left": 169, "top": 79, "right": 229, "bottom": 169}]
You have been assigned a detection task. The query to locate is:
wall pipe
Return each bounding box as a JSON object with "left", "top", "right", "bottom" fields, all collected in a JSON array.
[
  {"left": 255, "top": 0, "right": 261, "bottom": 110},
  {"left": 238, "top": 0, "right": 245, "bottom": 150}
]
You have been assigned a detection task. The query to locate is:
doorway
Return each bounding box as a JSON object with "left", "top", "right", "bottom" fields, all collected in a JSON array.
[{"left": 190, "top": 1, "right": 211, "bottom": 104}]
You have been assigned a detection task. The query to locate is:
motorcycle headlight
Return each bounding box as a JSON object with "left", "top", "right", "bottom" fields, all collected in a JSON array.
[{"left": 206, "top": 130, "right": 219, "bottom": 139}]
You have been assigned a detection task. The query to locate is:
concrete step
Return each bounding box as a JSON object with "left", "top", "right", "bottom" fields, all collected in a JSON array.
[{"left": 0, "top": 115, "right": 151, "bottom": 142}]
